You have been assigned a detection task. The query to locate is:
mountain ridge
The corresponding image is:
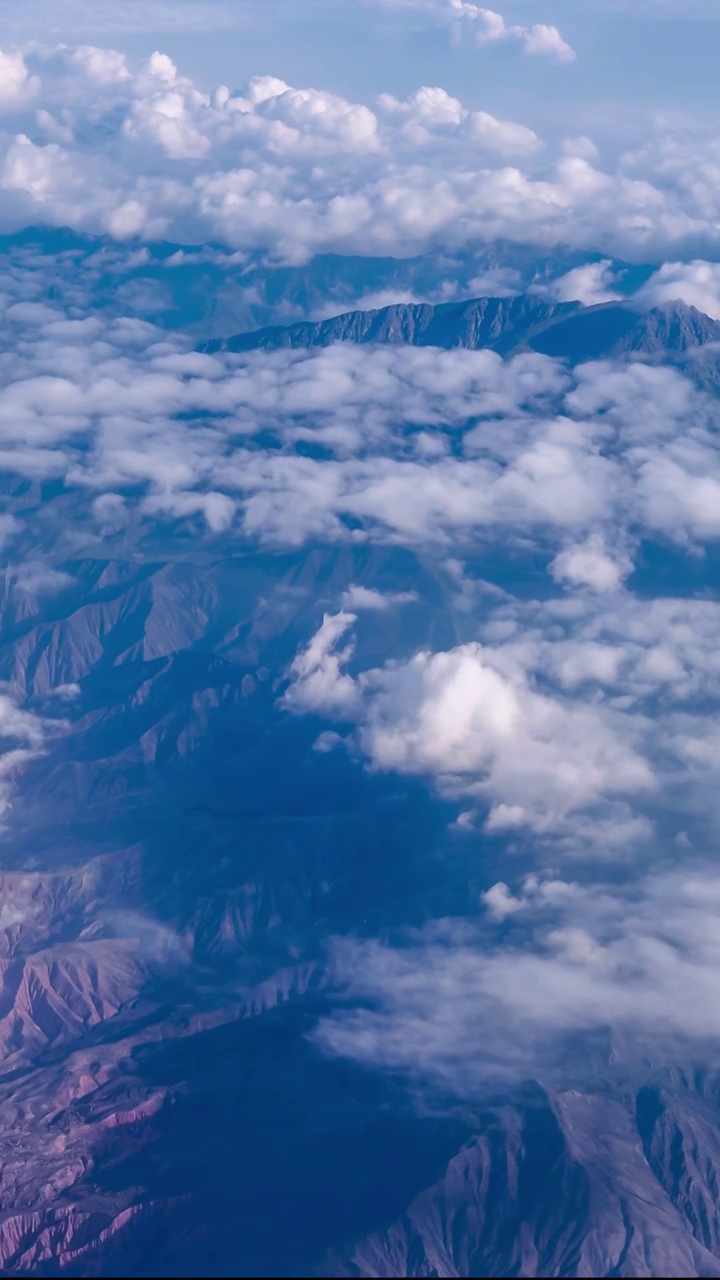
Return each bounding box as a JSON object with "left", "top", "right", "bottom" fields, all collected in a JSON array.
[{"left": 201, "top": 295, "right": 720, "bottom": 366}]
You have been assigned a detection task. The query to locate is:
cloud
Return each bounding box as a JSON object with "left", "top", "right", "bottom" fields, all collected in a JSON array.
[
  {"left": 10, "top": 562, "right": 75, "bottom": 596},
  {"left": 0, "top": 49, "right": 40, "bottom": 111},
  {"left": 545, "top": 259, "right": 624, "bottom": 306},
  {"left": 282, "top": 574, "right": 720, "bottom": 862},
  {"left": 0, "top": 515, "right": 21, "bottom": 550},
  {"left": 377, "top": 86, "right": 542, "bottom": 155},
  {"left": 340, "top": 585, "right": 419, "bottom": 610},
  {"left": 384, "top": 1, "right": 576, "bottom": 62},
  {"left": 2, "top": 282, "right": 720, "bottom": 557},
  {"left": 51, "top": 683, "right": 81, "bottom": 701},
  {"left": 0, "top": 691, "right": 54, "bottom": 823},
  {"left": 0, "top": 42, "right": 720, "bottom": 263},
  {"left": 281, "top": 611, "right": 361, "bottom": 717},
  {"left": 478, "top": 590, "right": 720, "bottom": 716},
  {"left": 455, "top": 4, "right": 577, "bottom": 63},
  {"left": 314, "top": 865, "right": 720, "bottom": 1090},
  {"left": 313, "top": 290, "right": 423, "bottom": 320},
  {"left": 283, "top": 613, "right": 656, "bottom": 835},
  {"left": 549, "top": 534, "right": 632, "bottom": 592},
  {"left": 634, "top": 260, "right": 720, "bottom": 318}
]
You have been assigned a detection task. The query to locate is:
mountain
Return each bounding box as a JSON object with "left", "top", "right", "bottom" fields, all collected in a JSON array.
[
  {"left": 0, "top": 544, "right": 720, "bottom": 1277},
  {"left": 0, "top": 546, "right": 477, "bottom": 1277},
  {"left": 2, "top": 229, "right": 652, "bottom": 342},
  {"left": 326, "top": 1078, "right": 720, "bottom": 1279},
  {"left": 202, "top": 295, "right": 720, "bottom": 367},
  {"left": 4, "top": 241, "right": 720, "bottom": 1277},
  {"left": 201, "top": 295, "right": 580, "bottom": 355}
]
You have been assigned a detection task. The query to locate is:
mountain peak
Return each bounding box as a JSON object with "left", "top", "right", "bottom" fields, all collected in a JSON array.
[{"left": 201, "top": 293, "right": 720, "bottom": 366}]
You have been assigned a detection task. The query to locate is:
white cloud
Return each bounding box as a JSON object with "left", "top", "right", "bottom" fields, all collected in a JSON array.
[
  {"left": 283, "top": 616, "right": 655, "bottom": 834},
  {"left": 385, "top": 1, "right": 576, "bottom": 62},
  {"left": 460, "top": 5, "right": 577, "bottom": 63},
  {"left": 51, "top": 683, "right": 81, "bottom": 700},
  {"left": 550, "top": 534, "right": 632, "bottom": 592},
  {"left": 634, "top": 259, "right": 720, "bottom": 319},
  {"left": 313, "top": 290, "right": 422, "bottom": 320},
  {"left": 0, "top": 43, "right": 719, "bottom": 262},
  {"left": 1, "top": 291, "right": 720, "bottom": 554},
  {"left": 0, "top": 514, "right": 21, "bottom": 549},
  {"left": 282, "top": 577, "right": 720, "bottom": 862},
  {"left": 281, "top": 611, "right": 360, "bottom": 717},
  {"left": 0, "top": 49, "right": 40, "bottom": 112},
  {"left": 378, "top": 86, "right": 542, "bottom": 155},
  {"left": 515, "top": 21, "right": 576, "bottom": 62},
  {"left": 315, "top": 866, "right": 720, "bottom": 1088},
  {"left": 10, "top": 562, "right": 74, "bottom": 595},
  {"left": 545, "top": 259, "right": 623, "bottom": 306},
  {"left": 340, "top": 584, "right": 419, "bottom": 610}
]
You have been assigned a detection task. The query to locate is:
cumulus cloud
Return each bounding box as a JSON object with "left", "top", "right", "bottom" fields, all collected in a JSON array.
[
  {"left": 281, "top": 611, "right": 360, "bottom": 717},
  {"left": 282, "top": 571, "right": 720, "bottom": 861},
  {"left": 385, "top": 1, "right": 576, "bottom": 62},
  {"left": 51, "top": 683, "right": 81, "bottom": 701},
  {"left": 0, "top": 42, "right": 719, "bottom": 262},
  {"left": 634, "top": 260, "right": 720, "bottom": 319},
  {"left": 0, "top": 49, "right": 40, "bottom": 111},
  {"left": 545, "top": 259, "right": 624, "bottom": 306},
  {"left": 377, "top": 86, "right": 542, "bottom": 155},
  {"left": 2, "top": 283, "right": 720, "bottom": 556},
  {"left": 549, "top": 534, "right": 633, "bottom": 591},
  {"left": 283, "top": 613, "right": 656, "bottom": 835},
  {"left": 478, "top": 590, "right": 720, "bottom": 715},
  {"left": 314, "top": 866, "right": 720, "bottom": 1089},
  {"left": 455, "top": 3, "right": 576, "bottom": 62},
  {"left": 11, "top": 561, "right": 75, "bottom": 596}
]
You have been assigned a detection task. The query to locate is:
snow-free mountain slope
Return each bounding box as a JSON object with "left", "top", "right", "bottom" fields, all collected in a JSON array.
[{"left": 206, "top": 296, "right": 720, "bottom": 367}]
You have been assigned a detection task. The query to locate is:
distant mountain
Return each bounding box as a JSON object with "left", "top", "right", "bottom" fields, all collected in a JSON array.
[
  {"left": 202, "top": 295, "right": 580, "bottom": 355},
  {"left": 5, "top": 238, "right": 720, "bottom": 1278},
  {"left": 2, "top": 544, "right": 720, "bottom": 1277},
  {"left": 203, "top": 296, "right": 720, "bottom": 366},
  {"left": 2, "top": 229, "right": 653, "bottom": 342}
]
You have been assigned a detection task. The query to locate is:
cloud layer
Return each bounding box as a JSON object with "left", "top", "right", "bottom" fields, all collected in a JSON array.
[
  {"left": 3, "top": 269, "right": 720, "bottom": 566},
  {"left": 1, "top": 42, "right": 720, "bottom": 262},
  {"left": 315, "top": 866, "right": 720, "bottom": 1090},
  {"left": 282, "top": 569, "right": 720, "bottom": 850},
  {"left": 295, "top": 573, "right": 720, "bottom": 1088}
]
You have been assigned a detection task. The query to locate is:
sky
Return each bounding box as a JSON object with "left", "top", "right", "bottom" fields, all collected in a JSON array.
[{"left": 1, "top": 0, "right": 719, "bottom": 142}]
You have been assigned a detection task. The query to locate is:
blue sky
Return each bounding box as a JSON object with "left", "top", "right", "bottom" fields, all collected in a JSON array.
[{"left": 3, "top": 0, "right": 719, "bottom": 142}]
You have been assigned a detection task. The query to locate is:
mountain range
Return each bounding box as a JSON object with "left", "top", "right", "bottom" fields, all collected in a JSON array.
[
  {"left": 3, "top": 548, "right": 720, "bottom": 1278},
  {"left": 202, "top": 294, "right": 720, "bottom": 372},
  {"left": 3, "top": 250, "right": 720, "bottom": 1277}
]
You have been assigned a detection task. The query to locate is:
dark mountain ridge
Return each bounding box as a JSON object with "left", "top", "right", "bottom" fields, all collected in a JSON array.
[{"left": 202, "top": 295, "right": 720, "bottom": 368}]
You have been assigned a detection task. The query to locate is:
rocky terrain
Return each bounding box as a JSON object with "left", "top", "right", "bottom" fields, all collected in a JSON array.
[
  {"left": 2, "top": 257, "right": 720, "bottom": 1275},
  {"left": 0, "top": 543, "right": 715, "bottom": 1276},
  {"left": 203, "top": 294, "right": 720, "bottom": 372}
]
